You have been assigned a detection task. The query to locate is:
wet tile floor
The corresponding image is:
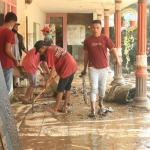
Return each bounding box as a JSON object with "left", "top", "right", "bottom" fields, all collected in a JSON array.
[{"left": 10, "top": 65, "right": 150, "bottom": 150}]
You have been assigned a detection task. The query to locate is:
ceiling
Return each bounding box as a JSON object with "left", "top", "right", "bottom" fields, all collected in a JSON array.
[{"left": 34, "top": 0, "right": 137, "bottom": 15}]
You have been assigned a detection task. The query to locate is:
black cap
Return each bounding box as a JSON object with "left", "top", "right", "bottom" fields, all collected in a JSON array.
[{"left": 34, "top": 40, "right": 46, "bottom": 54}]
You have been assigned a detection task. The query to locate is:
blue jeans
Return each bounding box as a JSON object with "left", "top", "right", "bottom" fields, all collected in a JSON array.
[
  {"left": 3, "top": 68, "right": 13, "bottom": 93},
  {"left": 88, "top": 67, "right": 108, "bottom": 102}
]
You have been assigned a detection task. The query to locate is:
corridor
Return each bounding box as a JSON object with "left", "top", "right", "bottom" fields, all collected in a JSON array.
[{"left": 10, "top": 63, "right": 150, "bottom": 150}]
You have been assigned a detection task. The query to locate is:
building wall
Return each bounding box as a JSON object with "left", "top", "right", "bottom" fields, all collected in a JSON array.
[
  {"left": 17, "top": 0, "right": 26, "bottom": 42},
  {"left": 67, "top": 13, "right": 93, "bottom": 38},
  {"left": 17, "top": 0, "right": 46, "bottom": 51},
  {"left": 25, "top": 2, "right": 46, "bottom": 50}
]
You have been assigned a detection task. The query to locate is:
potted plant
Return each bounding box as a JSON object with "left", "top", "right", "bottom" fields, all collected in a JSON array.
[
  {"left": 121, "top": 16, "right": 126, "bottom": 27},
  {"left": 129, "top": 19, "right": 136, "bottom": 26}
]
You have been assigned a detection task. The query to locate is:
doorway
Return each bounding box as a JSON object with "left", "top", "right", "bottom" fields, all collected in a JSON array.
[
  {"left": 33, "top": 22, "right": 40, "bottom": 45},
  {"left": 50, "top": 17, "right": 63, "bottom": 47},
  {"left": 46, "top": 13, "right": 67, "bottom": 50}
]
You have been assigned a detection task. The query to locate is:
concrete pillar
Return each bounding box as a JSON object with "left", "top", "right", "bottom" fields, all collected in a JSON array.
[
  {"left": 133, "top": 0, "right": 150, "bottom": 109},
  {"left": 103, "top": 9, "right": 111, "bottom": 68},
  {"left": 104, "top": 9, "right": 109, "bottom": 37},
  {"left": 111, "top": 0, "right": 125, "bottom": 85}
]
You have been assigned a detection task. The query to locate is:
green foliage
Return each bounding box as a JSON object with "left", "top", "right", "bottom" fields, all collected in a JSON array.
[
  {"left": 123, "top": 31, "right": 135, "bottom": 69},
  {"left": 120, "top": 3, "right": 150, "bottom": 73},
  {"left": 121, "top": 3, "right": 138, "bottom": 73},
  {"left": 121, "top": 26, "right": 137, "bottom": 73},
  {"left": 147, "top": 5, "right": 150, "bottom": 39}
]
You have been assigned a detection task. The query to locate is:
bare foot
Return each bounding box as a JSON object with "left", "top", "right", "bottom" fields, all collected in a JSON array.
[
  {"left": 46, "top": 108, "right": 57, "bottom": 114},
  {"left": 61, "top": 106, "right": 67, "bottom": 113}
]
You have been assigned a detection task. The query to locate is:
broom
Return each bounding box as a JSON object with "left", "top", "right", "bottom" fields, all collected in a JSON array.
[{"left": 32, "top": 75, "right": 57, "bottom": 103}]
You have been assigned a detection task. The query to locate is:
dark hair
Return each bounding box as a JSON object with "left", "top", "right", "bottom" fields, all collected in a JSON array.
[
  {"left": 4, "top": 12, "right": 17, "bottom": 23},
  {"left": 92, "top": 20, "right": 102, "bottom": 25},
  {"left": 44, "top": 41, "right": 51, "bottom": 46},
  {"left": 34, "top": 40, "right": 51, "bottom": 54}
]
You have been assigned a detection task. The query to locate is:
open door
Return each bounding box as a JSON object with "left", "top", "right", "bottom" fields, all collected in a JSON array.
[{"left": 33, "top": 22, "right": 40, "bottom": 45}]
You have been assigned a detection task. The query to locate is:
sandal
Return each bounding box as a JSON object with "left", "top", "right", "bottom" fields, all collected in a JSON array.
[
  {"left": 22, "top": 100, "right": 32, "bottom": 104},
  {"left": 88, "top": 110, "right": 96, "bottom": 118}
]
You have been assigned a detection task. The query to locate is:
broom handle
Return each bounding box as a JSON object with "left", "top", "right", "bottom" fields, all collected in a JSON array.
[{"left": 33, "top": 75, "right": 57, "bottom": 102}]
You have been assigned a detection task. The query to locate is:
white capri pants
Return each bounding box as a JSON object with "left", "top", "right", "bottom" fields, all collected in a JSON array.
[{"left": 88, "top": 67, "right": 108, "bottom": 102}]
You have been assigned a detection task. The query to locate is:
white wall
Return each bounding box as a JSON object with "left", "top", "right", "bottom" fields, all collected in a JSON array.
[
  {"left": 17, "top": 0, "right": 46, "bottom": 50},
  {"left": 17, "top": 0, "right": 26, "bottom": 47},
  {"left": 25, "top": 2, "right": 46, "bottom": 50}
]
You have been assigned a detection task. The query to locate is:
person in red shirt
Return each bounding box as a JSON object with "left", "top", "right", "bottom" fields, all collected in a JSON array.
[
  {"left": 0, "top": 12, "right": 20, "bottom": 93},
  {"left": 22, "top": 41, "right": 49, "bottom": 104},
  {"left": 35, "top": 41, "right": 78, "bottom": 113},
  {"left": 82, "top": 20, "right": 121, "bottom": 117}
]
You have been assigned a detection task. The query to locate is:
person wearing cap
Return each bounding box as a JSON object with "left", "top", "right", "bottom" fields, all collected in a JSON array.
[
  {"left": 21, "top": 40, "right": 50, "bottom": 104},
  {"left": 35, "top": 40, "right": 78, "bottom": 113},
  {"left": 12, "top": 23, "right": 27, "bottom": 59},
  {"left": 0, "top": 12, "right": 20, "bottom": 93},
  {"left": 41, "top": 26, "right": 53, "bottom": 74},
  {"left": 12, "top": 23, "right": 27, "bottom": 87},
  {"left": 41, "top": 26, "right": 53, "bottom": 43}
]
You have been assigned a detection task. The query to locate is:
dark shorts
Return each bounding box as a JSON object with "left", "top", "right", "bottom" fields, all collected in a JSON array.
[{"left": 57, "top": 73, "right": 75, "bottom": 92}]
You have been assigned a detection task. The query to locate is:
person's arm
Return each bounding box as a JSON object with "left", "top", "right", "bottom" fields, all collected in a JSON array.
[
  {"left": 42, "top": 61, "right": 50, "bottom": 74},
  {"left": 45, "top": 66, "right": 55, "bottom": 89},
  {"left": 82, "top": 50, "right": 89, "bottom": 75},
  {"left": 5, "top": 43, "right": 20, "bottom": 67},
  {"left": 20, "top": 34, "right": 27, "bottom": 53},
  {"left": 39, "top": 55, "right": 50, "bottom": 74},
  {"left": 37, "top": 64, "right": 44, "bottom": 73},
  {"left": 22, "top": 49, "right": 28, "bottom": 54},
  {"left": 110, "top": 48, "right": 122, "bottom": 65}
]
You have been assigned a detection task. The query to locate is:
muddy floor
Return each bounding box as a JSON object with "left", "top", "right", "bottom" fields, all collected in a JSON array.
[{"left": 9, "top": 63, "right": 150, "bottom": 150}]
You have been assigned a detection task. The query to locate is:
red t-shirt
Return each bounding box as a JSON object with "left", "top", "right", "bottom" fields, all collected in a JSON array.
[
  {"left": 0, "top": 27, "right": 15, "bottom": 69},
  {"left": 22, "top": 48, "right": 40, "bottom": 74},
  {"left": 84, "top": 34, "right": 115, "bottom": 69},
  {"left": 46, "top": 45, "right": 78, "bottom": 78}
]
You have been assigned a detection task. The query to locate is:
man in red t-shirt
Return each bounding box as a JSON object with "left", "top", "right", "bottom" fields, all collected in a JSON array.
[
  {"left": 82, "top": 20, "right": 121, "bottom": 117},
  {"left": 35, "top": 41, "right": 78, "bottom": 113},
  {"left": 0, "top": 12, "right": 20, "bottom": 93},
  {"left": 22, "top": 46, "right": 49, "bottom": 104}
]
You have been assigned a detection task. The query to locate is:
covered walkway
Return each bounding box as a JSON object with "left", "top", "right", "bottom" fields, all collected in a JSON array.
[{"left": 9, "top": 63, "right": 150, "bottom": 150}]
